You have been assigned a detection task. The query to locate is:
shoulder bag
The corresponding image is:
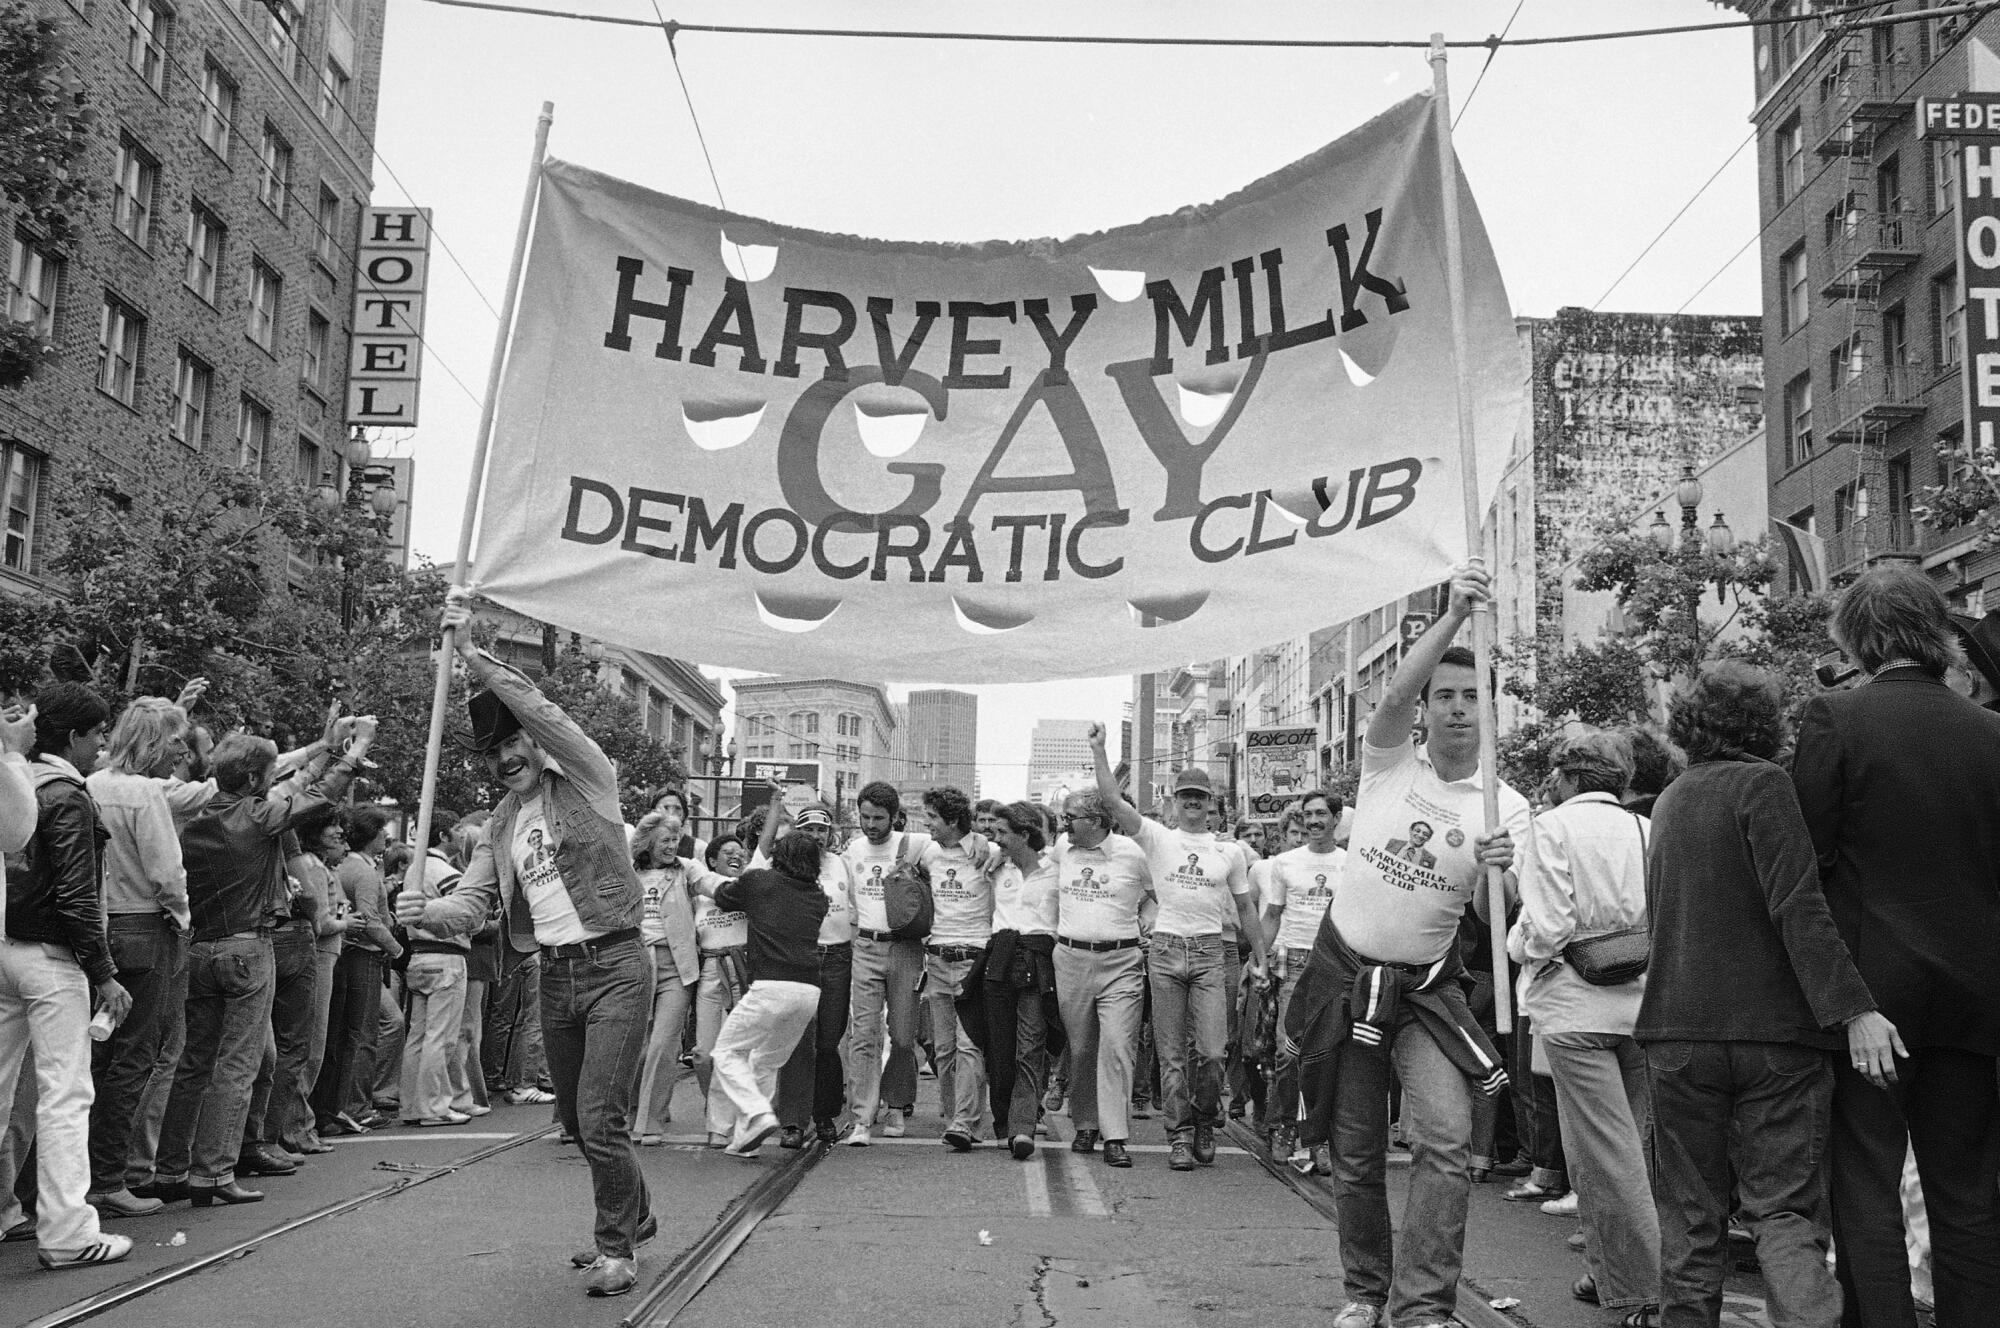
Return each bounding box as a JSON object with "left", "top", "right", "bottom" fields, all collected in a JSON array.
[{"left": 1561, "top": 809, "right": 1650, "bottom": 987}]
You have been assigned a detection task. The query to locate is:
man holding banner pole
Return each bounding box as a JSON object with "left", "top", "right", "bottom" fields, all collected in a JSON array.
[
  {"left": 1286, "top": 562, "right": 1529, "bottom": 1328},
  {"left": 397, "top": 593, "right": 654, "bottom": 1298}
]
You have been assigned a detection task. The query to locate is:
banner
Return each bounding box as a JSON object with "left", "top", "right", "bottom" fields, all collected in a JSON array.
[
  {"left": 1244, "top": 726, "right": 1318, "bottom": 816},
  {"left": 473, "top": 93, "right": 1521, "bottom": 683}
]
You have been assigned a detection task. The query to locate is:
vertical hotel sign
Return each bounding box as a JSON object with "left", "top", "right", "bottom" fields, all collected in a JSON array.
[
  {"left": 1922, "top": 98, "right": 2000, "bottom": 458},
  {"left": 346, "top": 206, "right": 432, "bottom": 427}
]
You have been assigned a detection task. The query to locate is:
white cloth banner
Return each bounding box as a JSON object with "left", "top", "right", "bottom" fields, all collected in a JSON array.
[{"left": 474, "top": 93, "right": 1521, "bottom": 683}]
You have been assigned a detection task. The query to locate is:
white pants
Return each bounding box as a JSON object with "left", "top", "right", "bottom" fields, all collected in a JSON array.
[
  {"left": 707, "top": 981, "right": 817, "bottom": 1140},
  {"left": 0, "top": 938, "right": 104, "bottom": 1251},
  {"left": 398, "top": 953, "right": 467, "bottom": 1122}
]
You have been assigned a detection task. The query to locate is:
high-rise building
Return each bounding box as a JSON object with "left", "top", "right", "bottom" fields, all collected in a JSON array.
[
  {"left": 2, "top": 0, "right": 393, "bottom": 587},
  {"left": 892, "top": 687, "right": 977, "bottom": 801},
  {"left": 1027, "top": 719, "right": 1094, "bottom": 785},
  {"left": 730, "top": 677, "right": 898, "bottom": 808},
  {"left": 1720, "top": 5, "right": 2000, "bottom": 611}
]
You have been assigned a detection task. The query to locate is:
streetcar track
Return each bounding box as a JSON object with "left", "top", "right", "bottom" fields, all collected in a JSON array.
[
  {"left": 1221, "top": 1120, "right": 1520, "bottom": 1328},
  {"left": 21, "top": 1124, "right": 564, "bottom": 1328},
  {"left": 617, "top": 1137, "right": 829, "bottom": 1328}
]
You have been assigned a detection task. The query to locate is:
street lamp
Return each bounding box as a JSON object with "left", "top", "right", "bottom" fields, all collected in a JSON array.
[
  {"left": 1675, "top": 464, "right": 1704, "bottom": 546},
  {"left": 1706, "top": 511, "right": 1736, "bottom": 604}
]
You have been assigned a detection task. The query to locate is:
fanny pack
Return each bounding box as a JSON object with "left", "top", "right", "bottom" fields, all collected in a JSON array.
[{"left": 1560, "top": 810, "right": 1650, "bottom": 987}]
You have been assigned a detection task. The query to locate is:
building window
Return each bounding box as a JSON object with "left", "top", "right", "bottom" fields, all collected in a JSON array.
[
  {"left": 318, "top": 57, "right": 350, "bottom": 129},
  {"left": 260, "top": 0, "right": 301, "bottom": 77},
  {"left": 235, "top": 398, "right": 270, "bottom": 470},
  {"left": 112, "top": 137, "right": 158, "bottom": 247},
  {"left": 1778, "top": 114, "right": 1805, "bottom": 206},
  {"left": 314, "top": 187, "right": 340, "bottom": 266},
  {"left": 248, "top": 260, "right": 281, "bottom": 350},
  {"left": 183, "top": 204, "right": 222, "bottom": 303},
  {"left": 787, "top": 742, "right": 805, "bottom": 760},
  {"left": 1930, "top": 137, "right": 1958, "bottom": 218},
  {"left": 1, "top": 442, "right": 40, "bottom": 573},
  {"left": 258, "top": 124, "right": 291, "bottom": 217},
  {"left": 124, "top": 0, "right": 170, "bottom": 92},
  {"left": 1876, "top": 154, "right": 1902, "bottom": 240},
  {"left": 804, "top": 712, "right": 819, "bottom": 734},
  {"left": 6, "top": 234, "right": 60, "bottom": 338},
  {"left": 1822, "top": 193, "right": 1857, "bottom": 247},
  {"left": 1831, "top": 334, "right": 1864, "bottom": 385},
  {"left": 1775, "top": 0, "right": 1815, "bottom": 72},
  {"left": 96, "top": 297, "right": 144, "bottom": 405},
  {"left": 171, "top": 349, "right": 210, "bottom": 446},
  {"left": 1833, "top": 481, "right": 1857, "bottom": 534},
  {"left": 805, "top": 742, "right": 820, "bottom": 759},
  {"left": 1780, "top": 244, "right": 1809, "bottom": 335},
  {"left": 295, "top": 435, "right": 324, "bottom": 489},
  {"left": 303, "top": 311, "right": 329, "bottom": 393},
  {"left": 198, "top": 60, "right": 236, "bottom": 157},
  {"left": 1784, "top": 372, "right": 1813, "bottom": 468},
  {"left": 1882, "top": 303, "right": 1908, "bottom": 371},
  {"left": 1935, "top": 268, "right": 1963, "bottom": 368},
  {"left": 1886, "top": 452, "right": 1914, "bottom": 547}
]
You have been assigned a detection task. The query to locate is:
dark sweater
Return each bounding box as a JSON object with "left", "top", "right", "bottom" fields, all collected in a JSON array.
[
  {"left": 1636, "top": 756, "right": 1875, "bottom": 1050},
  {"left": 715, "top": 868, "right": 829, "bottom": 987}
]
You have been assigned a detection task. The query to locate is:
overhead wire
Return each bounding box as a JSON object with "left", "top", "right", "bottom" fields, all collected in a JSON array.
[{"left": 1452, "top": 0, "right": 1526, "bottom": 130}]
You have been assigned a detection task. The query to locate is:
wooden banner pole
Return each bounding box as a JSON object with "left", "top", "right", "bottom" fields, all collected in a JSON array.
[
  {"left": 407, "top": 101, "right": 553, "bottom": 878},
  {"left": 1427, "top": 37, "right": 1512, "bottom": 1033}
]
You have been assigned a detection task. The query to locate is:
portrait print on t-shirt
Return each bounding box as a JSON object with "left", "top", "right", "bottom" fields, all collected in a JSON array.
[
  {"left": 518, "top": 822, "right": 561, "bottom": 892},
  {"left": 1362, "top": 810, "right": 1458, "bottom": 893},
  {"left": 1383, "top": 821, "right": 1439, "bottom": 869}
]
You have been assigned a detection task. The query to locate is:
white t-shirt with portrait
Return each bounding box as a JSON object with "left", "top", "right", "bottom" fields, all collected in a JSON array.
[
  {"left": 1267, "top": 844, "right": 1346, "bottom": 953},
  {"left": 1328, "top": 739, "right": 1533, "bottom": 965},
  {"left": 921, "top": 836, "right": 995, "bottom": 947},
  {"left": 1133, "top": 820, "right": 1249, "bottom": 938},
  {"left": 513, "top": 795, "right": 590, "bottom": 946},
  {"left": 693, "top": 895, "right": 749, "bottom": 954},
  {"left": 1050, "top": 833, "right": 1151, "bottom": 942},
  {"left": 842, "top": 831, "right": 932, "bottom": 935}
]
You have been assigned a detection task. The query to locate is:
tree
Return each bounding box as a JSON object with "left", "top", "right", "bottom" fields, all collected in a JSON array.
[
  {"left": 0, "top": 0, "right": 94, "bottom": 389},
  {"left": 1916, "top": 435, "right": 2000, "bottom": 552},
  {"left": 533, "top": 637, "right": 687, "bottom": 823},
  {"left": 1503, "top": 505, "right": 1833, "bottom": 738}
]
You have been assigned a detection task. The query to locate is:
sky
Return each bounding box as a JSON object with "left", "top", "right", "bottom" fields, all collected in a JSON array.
[{"left": 368, "top": 0, "right": 1762, "bottom": 798}]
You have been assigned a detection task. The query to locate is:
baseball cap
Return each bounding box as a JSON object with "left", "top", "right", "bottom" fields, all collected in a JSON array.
[
  {"left": 793, "top": 807, "right": 834, "bottom": 830},
  {"left": 1172, "top": 767, "right": 1214, "bottom": 797}
]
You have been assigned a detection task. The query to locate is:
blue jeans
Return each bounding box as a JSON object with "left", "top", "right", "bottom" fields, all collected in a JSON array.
[
  {"left": 1646, "top": 1039, "right": 1839, "bottom": 1328},
  {"left": 540, "top": 936, "right": 651, "bottom": 1260},
  {"left": 157, "top": 935, "right": 276, "bottom": 1184},
  {"left": 1148, "top": 933, "right": 1227, "bottom": 1140},
  {"left": 245, "top": 923, "right": 318, "bottom": 1147},
  {"left": 1330, "top": 1016, "right": 1476, "bottom": 1323},
  {"left": 89, "top": 916, "right": 181, "bottom": 1192},
  {"left": 1544, "top": 1032, "right": 1659, "bottom": 1320}
]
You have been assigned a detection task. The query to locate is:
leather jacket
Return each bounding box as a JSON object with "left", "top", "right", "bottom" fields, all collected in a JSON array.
[{"left": 4, "top": 758, "right": 115, "bottom": 984}]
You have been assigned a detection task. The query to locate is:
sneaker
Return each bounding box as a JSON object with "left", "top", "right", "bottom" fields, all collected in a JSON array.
[
  {"left": 583, "top": 1255, "right": 638, "bottom": 1297},
  {"left": 571, "top": 1213, "right": 657, "bottom": 1267},
  {"left": 846, "top": 1124, "right": 872, "bottom": 1147},
  {"left": 1168, "top": 1140, "right": 1194, "bottom": 1171},
  {"left": 333, "top": 1110, "right": 374, "bottom": 1135},
  {"left": 1191, "top": 1124, "right": 1216, "bottom": 1165},
  {"left": 881, "top": 1109, "right": 907, "bottom": 1138},
  {"left": 459, "top": 1104, "right": 493, "bottom": 1118},
  {"left": 943, "top": 1129, "right": 974, "bottom": 1153},
  {"left": 1503, "top": 1179, "right": 1562, "bottom": 1203},
  {"left": 1331, "top": 1304, "right": 1382, "bottom": 1328},
  {"left": 38, "top": 1234, "right": 133, "bottom": 1271},
  {"left": 87, "top": 1188, "right": 164, "bottom": 1218},
  {"left": 507, "top": 1086, "right": 557, "bottom": 1105},
  {"left": 1542, "top": 1192, "right": 1580, "bottom": 1217},
  {"left": 727, "top": 1112, "right": 778, "bottom": 1157}
]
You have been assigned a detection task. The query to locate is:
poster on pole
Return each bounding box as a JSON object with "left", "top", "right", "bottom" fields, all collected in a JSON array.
[
  {"left": 1245, "top": 725, "right": 1318, "bottom": 816},
  {"left": 473, "top": 93, "right": 1521, "bottom": 683}
]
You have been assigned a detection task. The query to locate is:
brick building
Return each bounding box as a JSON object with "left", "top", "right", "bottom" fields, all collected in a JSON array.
[
  {"left": 3, "top": 0, "right": 388, "bottom": 592},
  {"left": 1724, "top": 4, "right": 2000, "bottom": 610}
]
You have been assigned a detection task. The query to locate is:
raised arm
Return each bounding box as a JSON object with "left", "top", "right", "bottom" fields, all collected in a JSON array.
[
  {"left": 0, "top": 705, "right": 35, "bottom": 854},
  {"left": 1366, "top": 563, "right": 1488, "bottom": 751},
  {"left": 1088, "top": 722, "right": 1143, "bottom": 835}
]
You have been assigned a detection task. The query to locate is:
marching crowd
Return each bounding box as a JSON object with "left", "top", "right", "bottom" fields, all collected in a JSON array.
[{"left": 2, "top": 565, "right": 1997, "bottom": 1327}]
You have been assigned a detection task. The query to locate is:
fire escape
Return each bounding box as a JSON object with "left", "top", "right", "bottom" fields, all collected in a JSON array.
[{"left": 1812, "top": 26, "right": 1919, "bottom": 571}]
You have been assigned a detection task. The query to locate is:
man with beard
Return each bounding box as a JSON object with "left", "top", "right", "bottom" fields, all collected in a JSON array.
[{"left": 399, "top": 594, "right": 653, "bottom": 1298}]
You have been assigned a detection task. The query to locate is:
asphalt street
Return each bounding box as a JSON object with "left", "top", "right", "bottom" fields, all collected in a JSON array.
[{"left": 1, "top": 1070, "right": 1777, "bottom": 1328}]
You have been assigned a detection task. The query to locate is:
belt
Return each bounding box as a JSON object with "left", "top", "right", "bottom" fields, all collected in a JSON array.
[
  {"left": 1056, "top": 935, "right": 1142, "bottom": 952},
  {"left": 857, "top": 928, "right": 906, "bottom": 943},
  {"left": 818, "top": 942, "right": 852, "bottom": 957},
  {"left": 223, "top": 929, "right": 273, "bottom": 942},
  {"left": 541, "top": 926, "right": 641, "bottom": 960},
  {"left": 925, "top": 944, "right": 984, "bottom": 961}
]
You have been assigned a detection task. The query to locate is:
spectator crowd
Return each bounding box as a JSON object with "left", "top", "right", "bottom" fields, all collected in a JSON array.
[{"left": 1, "top": 563, "right": 1996, "bottom": 1328}]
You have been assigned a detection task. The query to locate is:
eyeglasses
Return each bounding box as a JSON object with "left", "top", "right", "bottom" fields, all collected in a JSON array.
[{"left": 1060, "top": 814, "right": 1101, "bottom": 826}]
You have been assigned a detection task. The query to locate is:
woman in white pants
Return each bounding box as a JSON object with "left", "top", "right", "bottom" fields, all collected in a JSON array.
[
  {"left": 705, "top": 831, "right": 829, "bottom": 1157},
  {"left": 630, "top": 798, "right": 714, "bottom": 1143},
  {"left": 691, "top": 835, "right": 749, "bottom": 1146}
]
